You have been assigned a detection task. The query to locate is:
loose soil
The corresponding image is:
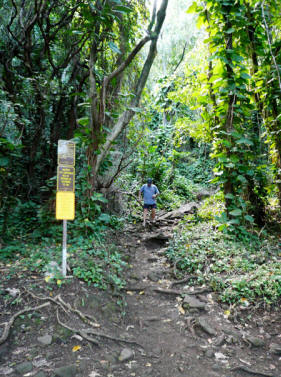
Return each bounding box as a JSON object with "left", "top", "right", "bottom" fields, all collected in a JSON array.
[{"left": 0, "top": 219, "right": 280, "bottom": 377}]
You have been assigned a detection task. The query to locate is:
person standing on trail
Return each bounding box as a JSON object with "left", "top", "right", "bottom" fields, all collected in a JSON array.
[{"left": 139, "top": 178, "right": 159, "bottom": 226}]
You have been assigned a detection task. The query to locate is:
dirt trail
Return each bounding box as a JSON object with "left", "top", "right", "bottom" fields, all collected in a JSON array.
[
  {"left": 0, "top": 218, "right": 280, "bottom": 377},
  {"left": 117, "top": 222, "right": 280, "bottom": 377}
]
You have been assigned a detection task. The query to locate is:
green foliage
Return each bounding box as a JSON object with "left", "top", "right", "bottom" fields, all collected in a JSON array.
[
  {"left": 198, "top": 191, "right": 224, "bottom": 220},
  {"left": 166, "top": 220, "right": 281, "bottom": 304},
  {"left": 8, "top": 229, "right": 127, "bottom": 291},
  {"left": 169, "top": 0, "right": 281, "bottom": 235},
  {"left": 70, "top": 241, "right": 126, "bottom": 289}
]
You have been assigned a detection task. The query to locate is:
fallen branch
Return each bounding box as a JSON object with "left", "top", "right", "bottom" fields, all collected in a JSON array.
[
  {"left": 0, "top": 302, "right": 50, "bottom": 345},
  {"left": 231, "top": 366, "right": 274, "bottom": 377}
]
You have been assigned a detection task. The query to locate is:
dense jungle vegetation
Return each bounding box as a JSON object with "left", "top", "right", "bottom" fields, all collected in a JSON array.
[{"left": 0, "top": 0, "right": 281, "bottom": 305}]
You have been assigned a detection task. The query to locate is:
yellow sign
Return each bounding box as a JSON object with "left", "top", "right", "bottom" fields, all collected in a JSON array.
[{"left": 56, "top": 192, "right": 75, "bottom": 220}]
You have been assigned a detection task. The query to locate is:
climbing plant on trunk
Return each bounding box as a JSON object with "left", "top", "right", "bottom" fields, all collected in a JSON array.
[{"left": 186, "top": 0, "right": 275, "bottom": 231}]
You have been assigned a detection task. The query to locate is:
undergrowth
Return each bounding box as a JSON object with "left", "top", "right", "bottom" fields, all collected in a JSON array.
[
  {"left": 166, "top": 217, "right": 281, "bottom": 305},
  {"left": 1, "top": 218, "right": 127, "bottom": 291}
]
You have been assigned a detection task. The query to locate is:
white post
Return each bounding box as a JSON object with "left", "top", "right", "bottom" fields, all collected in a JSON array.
[{"left": 62, "top": 220, "right": 67, "bottom": 277}]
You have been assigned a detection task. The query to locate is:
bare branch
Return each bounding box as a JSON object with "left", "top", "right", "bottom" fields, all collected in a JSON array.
[
  {"left": 147, "top": 0, "right": 157, "bottom": 32},
  {"left": 100, "top": 35, "right": 150, "bottom": 123},
  {"left": 7, "top": 0, "right": 22, "bottom": 46},
  {"left": 172, "top": 41, "right": 188, "bottom": 74}
]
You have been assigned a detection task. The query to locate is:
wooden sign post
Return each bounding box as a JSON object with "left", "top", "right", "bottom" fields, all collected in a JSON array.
[{"left": 56, "top": 140, "right": 75, "bottom": 277}]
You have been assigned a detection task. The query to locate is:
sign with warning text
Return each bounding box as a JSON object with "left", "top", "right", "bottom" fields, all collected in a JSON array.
[{"left": 57, "top": 166, "right": 75, "bottom": 192}]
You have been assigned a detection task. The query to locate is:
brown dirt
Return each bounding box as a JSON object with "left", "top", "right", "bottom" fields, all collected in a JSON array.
[{"left": 0, "top": 221, "right": 280, "bottom": 377}]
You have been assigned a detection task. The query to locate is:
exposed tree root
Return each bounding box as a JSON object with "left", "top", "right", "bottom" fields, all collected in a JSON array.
[
  {"left": 0, "top": 302, "right": 50, "bottom": 345},
  {"left": 170, "top": 275, "right": 198, "bottom": 288},
  {"left": 56, "top": 309, "right": 99, "bottom": 346},
  {"left": 26, "top": 290, "right": 99, "bottom": 326},
  {"left": 153, "top": 287, "right": 211, "bottom": 296},
  {"left": 153, "top": 288, "right": 182, "bottom": 295},
  {"left": 56, "top": 295, "right": 99, "bottom": 327},
  {"left": 123, "top": 286, "right": 148, "bottom": 292},
  {"left": 83, "top": 327, "right": 143, "bottom": 347},
  {"left": 25, "top": 289, "right": 142, "bottom": 348},
  {"left": 56, "top": 308, "right": 142, "bottom": 347},
  {"left": 231, "top": 366, "right": 274, "bottom": 377}
]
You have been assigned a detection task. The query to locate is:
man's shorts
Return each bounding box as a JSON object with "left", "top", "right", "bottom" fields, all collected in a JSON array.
[{"left": 143, "top": 203, "right": 157, "bottom": 210}]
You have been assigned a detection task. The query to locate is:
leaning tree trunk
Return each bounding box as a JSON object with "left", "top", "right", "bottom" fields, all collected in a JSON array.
[{"left": 86, "top": 0, "right": 169, "bottom": 192}]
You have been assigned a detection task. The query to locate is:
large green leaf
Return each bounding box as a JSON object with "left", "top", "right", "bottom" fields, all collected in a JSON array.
[{"left": 229, "top": 208, "right": 242, "bottom": 216}]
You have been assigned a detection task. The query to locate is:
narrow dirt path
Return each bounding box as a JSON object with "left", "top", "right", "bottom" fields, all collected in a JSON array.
[{"left": 111, "top": 221, "right": 280, "bottom": 377}]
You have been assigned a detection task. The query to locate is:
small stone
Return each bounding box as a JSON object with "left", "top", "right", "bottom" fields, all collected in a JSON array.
[
  {"left": 38, "top": 334, "right": 52, "bottom": 345},
  {"left": 54, "top": 364, "right": 77, "bottom": 377},
  {"left": 269, "top": 343, "right": 281, "bottom": 355},
  {"left": 0, "top": 366, "right": 13, "bottom": 375},
  {"left": 118, "top": 348, "right": 134, "bottom": 362},
  {"left": 147, "top": 271, "right": 162, "bottom": 282},
  {"left": 182, "top": 295, "right": 206, "bottom": 310},
  {"left": 15, "top": 361, "right": 33, "bottom": 374},
  {"left": 212, "top": 363, "right": 221, "bottom": 371},
  {"left": 198, "top": 317, "right": 217, "bottom": 336},
  {"left": 213, "top": 334, "right": 225, "bottom": 346},
  {"left": 205, "top": 349, "right": 214, "bottom": 358},
  {"left": 246, "top": 336, "right": 265, "bottom": 347}
]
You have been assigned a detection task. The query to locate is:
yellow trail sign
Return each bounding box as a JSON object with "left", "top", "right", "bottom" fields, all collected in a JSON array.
[{"left": 56, "top": 192, "right": 75, "bottom": 220}]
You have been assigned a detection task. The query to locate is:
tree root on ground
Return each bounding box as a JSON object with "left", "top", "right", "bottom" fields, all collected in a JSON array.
[
  {"left": 153, "top": 288, "right": 182, "bottom": 296},
  {"left": 0, "top": 302, "right": 50, "bottom": 345},
  {"left": 153, "top": 287, "right": 211, "bottom": 296},
  {"left": 2, "top": 289, "right": 143, "bottom": 348},
  {"left": 56, "top": 308, "right": 143, "bottom": 347},
  {"left": 231, "top": 366, "right": 274, "bottom": 377},
  {"left": 170, "top": 275, "right": 198, "bottom": 288},
  {"left": 56, "top": 309, "right": 99, "bottom": 346},
  {"left": 25, "top": 290, "right": 99, "bottom": 326}
]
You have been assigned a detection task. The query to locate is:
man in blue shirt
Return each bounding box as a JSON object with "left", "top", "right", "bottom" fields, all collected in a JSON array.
[{"left": 139, "top": 178, "right": 160, "bottom": 226}]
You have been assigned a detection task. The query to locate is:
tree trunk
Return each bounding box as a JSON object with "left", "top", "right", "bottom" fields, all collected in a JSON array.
[{"left": 86, "top": 0, "right": 169, "bottom": 191}]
